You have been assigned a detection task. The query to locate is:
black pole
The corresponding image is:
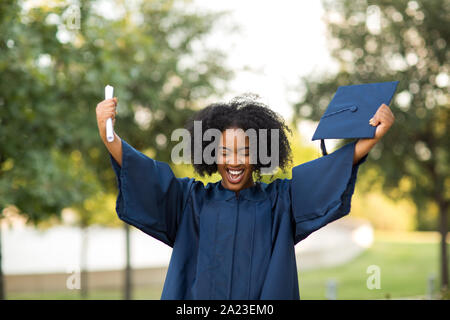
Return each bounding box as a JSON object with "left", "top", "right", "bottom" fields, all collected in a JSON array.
[
  {"left": 124, "top": 223, "right": 132, "bottom": 300},
  {"left": 80, "top": 224, "right": 88, "bottom": 299},
  {"left": 320, "top": 139, "right": 328, "bottom": 156},
  {"left": 439, "top": 201, "right": 449, "bottom": 292}
]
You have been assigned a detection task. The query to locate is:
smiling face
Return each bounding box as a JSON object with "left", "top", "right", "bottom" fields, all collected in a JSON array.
[{"left": 217, "top": 127, "right": 255, "bottom": 193}]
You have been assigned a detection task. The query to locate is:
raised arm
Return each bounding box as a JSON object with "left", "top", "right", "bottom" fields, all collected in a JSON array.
[
  {"left": 103, "top": 132, "right": 123, "bottom": 167},
  {"left": 95, "top": 97, "right": 197, "bottom": 247},
  {"left": 353, "top": 103, "right": 395, "bottom": 165},
  {"left": 96, "top": 96, "right": 123, "bottom": 166},
  {"left": 353, "top": 138, "right": 377, "bottom": 165}
]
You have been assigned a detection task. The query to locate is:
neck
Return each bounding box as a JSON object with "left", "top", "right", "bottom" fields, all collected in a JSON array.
[
  {"left": 220, "top": 179, "right": 256, "bottom": 196},
  {"left": 234, "top": 179, "right": 255, "bottom": 197}
]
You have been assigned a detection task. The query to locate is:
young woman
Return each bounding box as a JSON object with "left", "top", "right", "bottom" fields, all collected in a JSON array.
[{"left": 96, "top": 95, "right": 394, "bottom": 299}]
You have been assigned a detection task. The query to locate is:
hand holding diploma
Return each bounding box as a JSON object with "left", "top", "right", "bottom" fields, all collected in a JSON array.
[{"left": 96, "top": 85, "right": 118, "bottom": 143}]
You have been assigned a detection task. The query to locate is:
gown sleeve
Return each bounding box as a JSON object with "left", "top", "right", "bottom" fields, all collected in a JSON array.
[
  {"left": 290, "top": 140, "right": 367, "bottom": 245},
  {"left": 109, "top": 139, "right": 195, "bottom": 247}
]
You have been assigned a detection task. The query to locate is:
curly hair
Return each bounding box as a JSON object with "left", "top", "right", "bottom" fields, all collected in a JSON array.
[{"left": 185, "top": 93, "right": 293, "bottom": 180}]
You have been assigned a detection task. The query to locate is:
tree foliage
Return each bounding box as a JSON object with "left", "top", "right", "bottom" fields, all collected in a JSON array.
[
  {"left": 294, "top": 0, "right": 449, "bottom": 230},
  {"left": 0, "top": 0, "right": 233, "bottom": 223},
  {"left": 293, "top": 0, "right": 449, "bottom": 290}
]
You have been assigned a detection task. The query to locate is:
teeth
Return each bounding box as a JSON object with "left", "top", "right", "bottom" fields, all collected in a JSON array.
[{"left": 228, "top": 169, "right": 243, "bottom": 175}]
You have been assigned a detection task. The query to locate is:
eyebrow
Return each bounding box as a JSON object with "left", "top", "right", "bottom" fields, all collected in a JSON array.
[{"left": 220, "top": 146, "right": 249, "bottom": 151}]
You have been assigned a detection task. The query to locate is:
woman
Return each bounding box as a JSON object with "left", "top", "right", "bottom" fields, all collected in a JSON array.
[{"left": 95, "top": 94, "right": 394, "bottom": 299}]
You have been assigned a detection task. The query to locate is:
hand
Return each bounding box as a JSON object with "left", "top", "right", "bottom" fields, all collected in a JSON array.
[
  {"left": 369, "top": 103, "right": 395, "bottom": 140},
  {"left": 96, "top": 97, "right": 118, "bottom": 141}
]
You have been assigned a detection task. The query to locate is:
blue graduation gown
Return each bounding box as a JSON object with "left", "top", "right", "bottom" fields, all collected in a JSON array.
[{"left": 109, "top": 139, "right": 367, "bottom": 299}]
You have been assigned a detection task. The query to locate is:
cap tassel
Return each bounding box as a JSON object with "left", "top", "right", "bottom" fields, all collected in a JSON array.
[{"left": 320, "top": 139, "right": 328, "bottom": 156}]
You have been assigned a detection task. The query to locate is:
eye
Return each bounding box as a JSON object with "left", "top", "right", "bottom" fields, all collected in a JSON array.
[{"left": 238, "top": 150, "right": 249, "bottom": 156}]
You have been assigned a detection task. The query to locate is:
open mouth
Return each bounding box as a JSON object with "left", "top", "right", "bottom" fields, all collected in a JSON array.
[{"left": 225, "top": 167, "right": 245, "bottom": 184}]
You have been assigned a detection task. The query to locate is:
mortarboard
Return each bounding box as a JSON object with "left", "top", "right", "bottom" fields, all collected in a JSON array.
[{"left": 312, "top": 81, "right": 399, "bottom": 156}]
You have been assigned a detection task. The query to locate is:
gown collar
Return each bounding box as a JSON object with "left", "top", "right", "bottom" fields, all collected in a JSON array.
[{"left": 216, "top": 180, "right": 267, "bottom": 202}]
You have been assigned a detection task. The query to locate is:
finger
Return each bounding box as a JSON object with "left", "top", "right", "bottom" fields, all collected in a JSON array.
[
  {"left": 369, "top": 115, "right": 381, "bottom": 126},
  {"left": 379, "top": 103, "right": 389, "bottom": 110},
  {"left": 385, "top": 108, "right": 395, "bottom": 118},
  {"left": 378, "top": 105, "right": 392, "bottom": 114},
  {"left": 101, "top": 98, "right": 117, "bottom": 106},
  {"left": 378, "top": 108, "right": 390, "bottom": 114},
  {"left": 98, "top": 101, "right": 114, "bottom": 109},
  {"left": 376, "top": 113, "right": 394, "bottom": 126},
  {"left": 376, "top": 110, "right": 391, "bottom": 120},
  {"left": 370, "top": 106, "right": 391, "bottom": 122},
  {"left": 378, "top": 109, "right": 394, "bottom": 121},
  {"left": 100, "top": 98, "right": 114, "bottom": 104},
  {"left": 374, "top": 105, "right": 389, "bottom": 118},
  {"left": 377, "top": 114, "right": 388, "bottom": 125},
  {"left": 103, "top": 101, "right": 117, "bottom": 108}
]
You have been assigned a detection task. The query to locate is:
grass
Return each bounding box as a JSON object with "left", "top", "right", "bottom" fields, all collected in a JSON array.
[
  {"left": 8, "top": 285, "right": 164, "bottom": 300},
  {"left": 7, "top": 231, "right": 448, "bottom": 300},
  {"left": 299, "top": 231, "right": 445, "bottom": 300}
]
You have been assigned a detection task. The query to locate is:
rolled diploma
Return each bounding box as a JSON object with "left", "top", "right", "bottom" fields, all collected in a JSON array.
[{"left": 105, "top": 85, "right": 115, "bottom": 142}]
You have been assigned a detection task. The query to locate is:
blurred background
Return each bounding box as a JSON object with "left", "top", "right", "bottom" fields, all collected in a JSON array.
[{"left": 0, "top": 0, "right": 448, "bottom": 300}]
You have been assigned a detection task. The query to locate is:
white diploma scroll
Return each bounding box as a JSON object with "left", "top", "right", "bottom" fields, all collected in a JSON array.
[{"left": 104, "top": 85, "right": 115, "bottom": 142}]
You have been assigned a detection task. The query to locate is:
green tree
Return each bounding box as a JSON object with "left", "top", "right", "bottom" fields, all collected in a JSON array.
[
  {"left": 294, "top": 0, "right": 449, "bottom": 292},
  {"left": 0, "top": 0, "right": 232, "bottom": 299},
  {"left": 0, "top": 0, "right": 99, "bottom": 299}
]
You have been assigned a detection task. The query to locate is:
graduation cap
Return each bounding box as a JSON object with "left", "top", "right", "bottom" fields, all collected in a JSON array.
[{"left": 312, "top": 81, "right": 399, "bottom": 156}]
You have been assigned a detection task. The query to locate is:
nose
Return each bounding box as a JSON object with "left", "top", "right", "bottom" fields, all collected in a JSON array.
[{"left": 224, "top": 152, "right": 245, "bottom": 165}]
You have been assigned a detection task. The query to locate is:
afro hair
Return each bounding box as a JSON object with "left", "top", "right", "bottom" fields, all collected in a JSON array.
[{"left": 184, "top": 93, "right": 293, "bottom": 180}]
